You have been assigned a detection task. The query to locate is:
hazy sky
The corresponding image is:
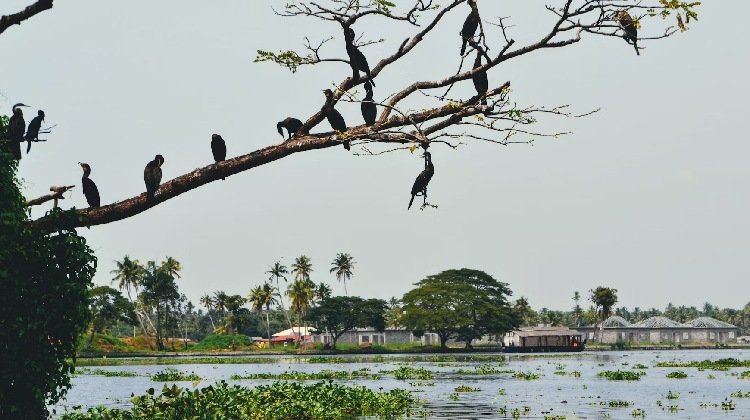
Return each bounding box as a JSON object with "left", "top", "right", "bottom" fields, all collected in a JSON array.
[{"left": 2, "top": 1, "right": 748, "bottom": 312}]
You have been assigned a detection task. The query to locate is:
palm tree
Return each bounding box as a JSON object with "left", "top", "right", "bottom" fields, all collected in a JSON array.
[
  {"left": 110, "top": 255, "right": 143, "bottom": 302},
  {"left": 292, "top": 255, "right": 313, "bottom": 282},
  {"left": 160, "top": 256, "right": 182, "bottom": 279},
  {"left": 111, "top": 256, "right": 153, "bottom": 349},
  {"left": 266, "top": 261, "right": 293, "bottom": 330},
  {"left": 249, "top": 284, "right": 277, "bottom": 348},
  {"left": 314, "top": 282, "right": 332, "bottom": 304},
  {"left": 200, "top": 293, "right": 216, "bottom": 331},
  {"left": 589, "top": 287, "right": 618, "bottom": 342},
  {"left": 329, "top": 252, "right": 355, "bottom": 295},
  {"left": 286, "top": 278, "right": 315, "bottom": 343}
]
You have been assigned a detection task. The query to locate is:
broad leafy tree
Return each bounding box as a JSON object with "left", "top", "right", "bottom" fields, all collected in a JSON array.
[
  {"left": 139, "top": 259, "right": 182, "bottom": 351},
  {"left": 589, "top": 286, "right": 618, "bottom": 342},
  {"left": 401, "top": 268, "right": 518, "bottom": 348},
  {"left": 223, "top": 294, "right": 251, "bottom": 350},
  {"left": 87, "top": 286, "right": 137, "bottom": 345},
  {"left": 307, "top": 296, "right": 387, "bottom": 349}
]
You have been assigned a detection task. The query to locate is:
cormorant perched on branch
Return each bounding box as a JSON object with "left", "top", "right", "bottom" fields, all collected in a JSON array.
[
  {"left": 323, "top": 89, "right": 350, "bottom": 150},
  {"left": 614, "top": 10, "right": 639, "bottom": 56},
  {"left": 78, "top": 162, "right": 100, "bottom": 208},
  {"left": 408, "top": 151, "right": 435, "bottom": 210},
  {"left": 25, "top": 110, "right": 44, "bottom": 154},
  {"left": 361, "top": 81, "right": 377, "bottom": 127},
  {"left": 472, "top": 52, "right": 489, "bottom": 105},
  {"left": 8, "top": 103, "right": 27, "bottom": 160},
  {"left": 277, "top": 117, "right": 303, "bottom": 140},
  {"left": 459, "top": 0, "right": 479, "bottom": 56},
  {"left": 344, "top": 26, "right": 375, "bottom": 86},
  {"left": 144, "top": 154, "right": 165, "bottom": 201},
  {"left": 211, "top": 134, "right": 227, "bottom": 180}
]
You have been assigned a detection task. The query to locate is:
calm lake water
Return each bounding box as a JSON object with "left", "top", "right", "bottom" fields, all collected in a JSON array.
[{"left": 53, "top": 349, "right": 750, "bottom": 419}]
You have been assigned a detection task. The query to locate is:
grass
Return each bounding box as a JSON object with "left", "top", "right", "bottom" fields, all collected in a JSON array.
[{"left": 666, "top": 371, "right": 688, "bottom": 379}]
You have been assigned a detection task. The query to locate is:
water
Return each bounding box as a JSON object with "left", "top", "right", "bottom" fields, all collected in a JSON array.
[{"left": 53, "top": 350, "right": 750, "bottom": 418}]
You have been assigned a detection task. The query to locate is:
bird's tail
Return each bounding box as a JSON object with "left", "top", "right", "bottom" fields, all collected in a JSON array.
[
  {"left": 460, "top": 39, "right": 468, "bottom": 56},
  {"left": 26, "top": 139, "right": 32, "bottom": 154},
  {"left": 344, "top": 140, "right": 351, "bottom": 151},
  {"left": 408, "top": 194, "right": 415, "bottom": 210}
]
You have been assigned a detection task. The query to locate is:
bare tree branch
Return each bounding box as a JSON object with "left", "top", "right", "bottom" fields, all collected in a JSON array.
[{"left": 0, "top": 0, "right": 53, "bottom": 36}]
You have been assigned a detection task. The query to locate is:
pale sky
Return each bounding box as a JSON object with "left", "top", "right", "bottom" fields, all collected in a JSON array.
[{"left": 2, "top": 1, "right": 748, "bottom": 312}]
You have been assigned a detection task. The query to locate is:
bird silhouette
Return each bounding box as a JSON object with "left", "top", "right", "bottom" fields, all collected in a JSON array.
[
  {"left": 144, "top": 154, "right": 165, "bottom": 201},
  {"left": 25, "top": 110, "right": 44, "bottom": 154},
  {"left": 277, "top": 117, "right": 303, "bottom": 140},
  {"left": 408, "top": 151, "right": 435, "bottom": 210},
  {"left": 614, "top": 10, "right": 639, "bottom": 56},
  {"left": 78, "top": 162, "right": 101, "bottom": 208},
  {"left": 211, "top": 134, "right": 227, "bottom": 180},
  {"left": 472, "top": 51, "right": 488, "bottom": 105},
  {"left": 344, "top": 27, "right": 376, "bottom": 86},
  {"left": 460, "top": 0, "right": 480, "bottom": 55},
  {"left": 361, "top": 81, "right": 377, "bottom": 126},
  {"left": 8, "top": 103, "right": 27, "bottom": 160},
  {"left": 323, "top": 89, "right": 349, "bottom": 150}
]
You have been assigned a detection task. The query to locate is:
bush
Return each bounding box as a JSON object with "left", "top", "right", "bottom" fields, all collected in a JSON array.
[{"left": 191, "top": 334, "right": 253, "bottom": 351}]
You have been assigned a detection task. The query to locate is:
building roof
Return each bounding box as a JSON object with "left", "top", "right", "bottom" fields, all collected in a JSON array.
[
  {"left": 514, "top": 326, "right": 581, "bottom": 337},
  {"left": 635, "top": 316, "right": 681, "bottom": 328},
  {"left": 272, "top": 327, "right": 315, "bottom": 337},
  {"left": 602, "top": 316, "right": 631, "bottom": 327},
  {"left": 596, "top": 315, "right": 737, "bottom": 329},
  {"left": 687, "top": 317, "right": 736, "bottom": 328}
]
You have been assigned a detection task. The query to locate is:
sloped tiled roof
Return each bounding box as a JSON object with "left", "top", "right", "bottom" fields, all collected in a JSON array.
[
  {"left": 635, "top": 316, "right": 681, "bottom": 328},
  {"left": 687, "top": 317, "right": 736, "bottom": 328},
  {"left": 602, "top": 316, "right": 632, "bottom": 327}
]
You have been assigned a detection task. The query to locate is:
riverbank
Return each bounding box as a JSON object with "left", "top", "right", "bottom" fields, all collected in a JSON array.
[{"left": 76, "top": 343, "right": 750, "bottom": 359}]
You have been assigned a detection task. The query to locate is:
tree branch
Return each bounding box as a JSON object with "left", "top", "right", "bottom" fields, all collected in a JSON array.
[{"left": 0, "top": 0, "right": 53, "bottom": 36}]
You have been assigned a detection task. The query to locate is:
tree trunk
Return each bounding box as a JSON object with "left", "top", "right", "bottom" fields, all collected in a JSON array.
[
  {"left": 440, "top": 334, "right": 449, "bottom": 349},
  {"left": 276, "top": 279, "right": 294, "bottom": 331},
  {"left": 88, "top": 327, "right": 96, "bottom": 345},
  {"left": 207, "top": 310, "right": 216, "bottom": 332},
  {"left": 265, "top": 310, "right": 272, "bottom": 349},
  {"left": 135, "top": 311, "right": 155, "bottom": 350},
  {"left": 156, "top": 304, "right": 165, "bottom": 351}
]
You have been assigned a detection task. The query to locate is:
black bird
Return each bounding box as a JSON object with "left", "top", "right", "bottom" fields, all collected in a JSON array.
[
  {"left": 277, "top": 117, "right": 303, "bottom": 140},
  {"left": 472, "top": 52, "right": 488, "bottom": 105},
  {"left": 8, "top": 103, "right": 27, "bottom": 160},
  {"left": 323, "top": 89, "right": 349, "bottom": 150},
  {"left": 460, "top": 0, "right": 480, "bottom": 56},
  {"left": 408, "top": 151, "right": 435, "bottom": 210},
  {"left": 344, "top": 27, "right": 375, "bottom": 86},
  {"left": 614, "top": 10, "right": 640, "bottom": 56},
  {"left": 144, "top": 154, "right": 165, "bottom": 201},
  {"left": 361, "top": 81, "right": 377, "bottom": 127},
  {"left": 25, "top": 110, "right": 45, "bottom": 154},
  {"left": 78, "top": 162, "right": 101, "bottom": 208},
  {"left": 211, "top": 134, "right": 227, "bottom": 180}
]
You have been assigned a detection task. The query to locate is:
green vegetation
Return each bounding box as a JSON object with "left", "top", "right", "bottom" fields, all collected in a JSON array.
[
  {"left": 380, "top": 366, "right": 434, "bottom": 380},
  {"left": 0, "top": 140, "right": 98, "bottom": 418},
  {"left": 455, "top": 364, "right": 514, "bottom": 375},
  {"left": 151, "top": 368, "right": 202, "bottom": 382},
  {"left": 512, "top": 371, "right": 540, "bottom": 380},
  {"left": 79, "top": 368, "right": 141, "bottom": 378},
  {"left": 61, "top": 380, "right": 415, "bottom": 419},
  {"left": 597, "top": 370, "right": 645, "bottom": 381},
  {"left": 730, "top": 390, "right": 750, "bottom": 398},
  {"left": 631, "top": 408, "right": 646, "bottom": 417},
  {"left": 190, "top": 334, "right": 253, "bottom": 351},
  {"left": 400, "top": 269, "right": 518, "bottom": 348},
  {"left": 230, "top": 368, "right": 377, "bottom": 381},
  {"left": 655, "top": 358, "right": 750, "bottom": 369},
  {"left": 632, "top": 363, "right": 648, "bottom": 369},
  {"left": 454, "top": 385, "right": 481, "bottom": 392},
  {"left": 305, "top": 296, "right": 387, "bottom": 349},
  {"left": 666, "top": 371, "right": 688, "bottom": 379},
  {"left": 666, "top": 390, "right": 679, "bottom": 399}
]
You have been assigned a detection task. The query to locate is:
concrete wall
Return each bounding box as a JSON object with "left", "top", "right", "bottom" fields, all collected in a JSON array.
[{"left": 577, "top": 327, "right": 737, "bottom": 343}]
